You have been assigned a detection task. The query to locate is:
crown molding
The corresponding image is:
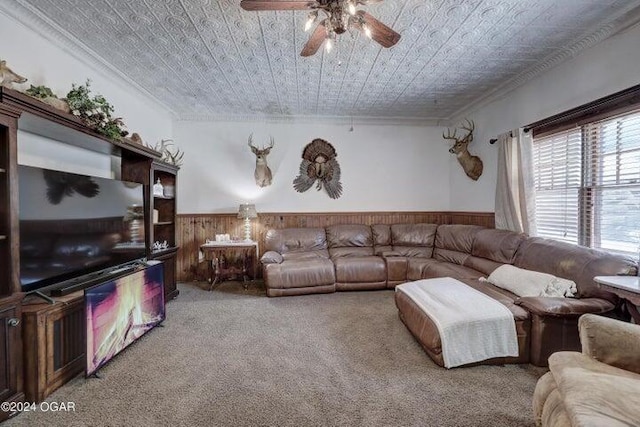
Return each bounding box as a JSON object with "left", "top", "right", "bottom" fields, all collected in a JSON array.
[
  {"left": 448, "top": 4, "right": 640, "bottom": 123},
  {"left": 175, "top": 113, "right": 446, "bottom": 127},
  {"left": 0, "top": 1, "right": 177, "bottom": 117}
]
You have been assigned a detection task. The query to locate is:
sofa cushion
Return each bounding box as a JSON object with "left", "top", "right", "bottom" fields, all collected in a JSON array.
[
  {"left": 327, "top": 225, "right": 375, "bottom": 258},
  {"left": 263, "top": 259, "right": 335, "bottom": 289},
  {"left": 406, "top": 258, "right": 483, "bottom": 281},
  {"left": 538, "top": 383, "right": 571, "bottom": 427},
  {"left": 391, "top": 223, "right": 437, "bottom": 258},
  {"left": 406, "top": 258, "right": 439, "bottom": 281},
  {"left": 472, "top": 228, "right": 527, "bottom": 264},
  {"left": 326, "top": 224, "right": 373, "bottom": 248},
  {"left": 433, "top": 224, "right": 483, "bottom": 265},
  {"left": 424, "top": 262, "right": 484, "bottom": 280},
  {"left": 372, "top": 224, "right": 392, "bottom": 255},
  {"left": 549, "top": 351, "right": 640, "bottom": 427},
  {"left": 282, "top": 252, "right": 330, "bottom": 262},
  {"left": 514, "top": 237, "right": 637, "bottom": 300},
  {"left": 264, "top": 228, "right": 329, "bottom": 258},
  {"left": 579, "top": 314, "right": 640, "bottom": 375},
  {"left": 462, "top": 256, "right": 503, "bottom": 276},
  {"left": 334, "top": 256, "right": 386, "bottom": 283}
]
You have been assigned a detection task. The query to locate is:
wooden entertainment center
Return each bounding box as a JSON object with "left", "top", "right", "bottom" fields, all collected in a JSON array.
[{"left": 0, "top": 87, "right": 179, "bottom": 415}]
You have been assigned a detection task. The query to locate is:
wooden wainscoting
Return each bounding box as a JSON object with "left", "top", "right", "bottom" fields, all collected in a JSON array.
[{"left": 176, "top": 211, "right": 494, "bottom": 282}]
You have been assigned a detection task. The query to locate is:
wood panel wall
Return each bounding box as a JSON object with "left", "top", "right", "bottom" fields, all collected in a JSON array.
[{"left": 176, "top": 211, "right": 495, "bottom": 282}]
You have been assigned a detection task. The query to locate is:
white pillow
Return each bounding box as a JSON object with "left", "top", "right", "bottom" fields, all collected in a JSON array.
[{"left": 483, "top": 264, "right": 577, "bottom": 298}]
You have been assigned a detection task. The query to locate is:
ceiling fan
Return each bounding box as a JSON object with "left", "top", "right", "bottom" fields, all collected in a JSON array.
[{"left": 240, "top": 0, "right": 401, "bottom": 57}]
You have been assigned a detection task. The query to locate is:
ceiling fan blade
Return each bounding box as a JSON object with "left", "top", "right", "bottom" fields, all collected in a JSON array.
[
  {"left": 354, "top": 10, "right": 401, "bottom": 48},
  {"left": 240, "top": 0, "right": 316, "bottom": 11},
  {"left": 301, "top": 20, "right": 327, "bottom": 57}
]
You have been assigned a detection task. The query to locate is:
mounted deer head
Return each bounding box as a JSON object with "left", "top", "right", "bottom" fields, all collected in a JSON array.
[
  {"left": 443, "top": 119, "right": 483, "bottom": 181},
  {"left": 248, "top": 134, "right": 274, "bottom": 187}
]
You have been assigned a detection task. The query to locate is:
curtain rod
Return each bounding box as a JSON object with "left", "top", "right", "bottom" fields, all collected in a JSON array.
[
  {"left": 525, "top": 84, "right": 640, "bottom": 136},
  {"left": 489, "top": 131, "right": 514, "bottom": 145}
]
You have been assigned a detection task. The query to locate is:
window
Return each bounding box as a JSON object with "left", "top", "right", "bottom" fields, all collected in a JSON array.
[{"left": 533, "top": 109, "right": 640, "bottom": 255}]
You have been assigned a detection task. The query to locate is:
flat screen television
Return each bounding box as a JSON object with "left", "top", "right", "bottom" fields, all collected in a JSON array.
[
  {"left": 18, "top": 164, "right": 146, "bottom": 292},
  {"left": 85, "top": 262, "right": 165, "bottom": 376}
]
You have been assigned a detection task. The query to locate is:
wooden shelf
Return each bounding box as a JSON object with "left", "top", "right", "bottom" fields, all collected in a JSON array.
[
  {"left": 150, "top": 159, "right": 178, "bottom": 301},
  {"left": 1, "top": 87, "right": 161, "bottom": 159},
  {"left": 152, "top": 160, "right": 180, "bottom": 174}
]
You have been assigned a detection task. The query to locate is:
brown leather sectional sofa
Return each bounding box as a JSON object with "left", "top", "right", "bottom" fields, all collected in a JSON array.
[{"left": 260, "top": 224, "right": 637, "bottom": 366}]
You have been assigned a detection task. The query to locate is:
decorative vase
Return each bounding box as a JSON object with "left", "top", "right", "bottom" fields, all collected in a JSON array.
[
  {"left": 153, "top": 178, "right": 164, "bottom": 197},
  {"left": 129, "top": 219, "right": 143, "bottom": 244}
]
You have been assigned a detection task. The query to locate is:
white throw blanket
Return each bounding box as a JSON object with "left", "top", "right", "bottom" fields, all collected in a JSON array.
[
  {"left": 396, "top": 277, "right": 519, "bottom": 368},
  {"left": 481, "top": 264, "right": 577, "bottom": 298}
]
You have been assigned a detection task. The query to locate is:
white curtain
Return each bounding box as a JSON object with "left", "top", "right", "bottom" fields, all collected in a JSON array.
[{"left": 494, "top": 128, "right": 537, "bottom": 235}]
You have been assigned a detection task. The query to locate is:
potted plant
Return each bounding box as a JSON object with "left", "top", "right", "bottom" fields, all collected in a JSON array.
[
  {"left": 25, "top": 84, "right": 71, "bottom": 113},
  {"left": 66, "top": 80, "right": 129, "bottom": 141}
]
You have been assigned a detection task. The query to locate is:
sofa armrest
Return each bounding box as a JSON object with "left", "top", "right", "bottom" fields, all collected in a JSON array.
[
  {"left": 515, "top": 297, "right": 614, "bottom": 318},
  {"left": 579, "top": 314, "right": 640, "bottom": 375},
  {"left": 260, "top": 251, "right": 283, "bottom": 264}
]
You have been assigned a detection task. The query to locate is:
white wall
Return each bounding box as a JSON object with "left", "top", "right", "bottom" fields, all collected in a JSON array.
[
  {"left": 177, "top": 23, "right": 640, "bottom": 215},
  {"left": 174, "top": 120, "right": 450, "bottom": 213},
  {"left": 0, "top": 11, "right": 173, "bottom": 176},
  {"left": 449, "top": 22, "right": 640, "bottom": 212}
]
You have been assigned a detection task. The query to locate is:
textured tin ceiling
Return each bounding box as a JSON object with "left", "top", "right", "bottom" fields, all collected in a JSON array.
[{"left": 7, "top": 0, "right": 640, "bottom": 121}]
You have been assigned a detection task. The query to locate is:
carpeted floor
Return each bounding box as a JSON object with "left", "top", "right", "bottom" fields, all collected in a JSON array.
[{"left": 8, "top": 281, "right": 546, "bottom": 427}]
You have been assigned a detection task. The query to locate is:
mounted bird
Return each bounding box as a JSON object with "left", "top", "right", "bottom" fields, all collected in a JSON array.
[
  {"left": 240, "top": 0, "right": 401, "bottom": 56},
  {"left": 293, "top": 138, "right": 342, "bottom": 199},
  {"left": 43, "top": 170, "right": 100, "bottom": 205}
]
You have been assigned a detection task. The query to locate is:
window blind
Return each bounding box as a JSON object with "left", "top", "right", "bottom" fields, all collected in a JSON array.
[
  {"left": 532, "top": 108, "right": 640, "bottom": 255},
  {"left": 533, "top": 129, "right": 582, "bottom": 244},
  {"left": 584, "top": 110, "right": 640, "bottom": 254}
]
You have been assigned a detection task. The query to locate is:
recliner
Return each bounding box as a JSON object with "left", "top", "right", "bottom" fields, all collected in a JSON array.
[{"left": 260, "top": 222, "right": 637, "bottom": 366}]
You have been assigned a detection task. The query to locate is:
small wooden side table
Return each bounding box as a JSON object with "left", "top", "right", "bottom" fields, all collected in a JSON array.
[
  {"left": 200, "top": 241, "right": 259, "bottom": 291},
  {"left": 594, "top": 276, "right": 640, "bottom": 323}
]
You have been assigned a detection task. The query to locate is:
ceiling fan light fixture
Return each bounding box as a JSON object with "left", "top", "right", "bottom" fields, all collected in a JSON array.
[
  {"left": 325, "top": 36, "right": 334, "bottom": 52},
  {"left": 304, "top": 10, "right": 318, "bottom": 32},
  {"left": 362, "top": 23, "right": 372, "bottom": 39},
  {"left": 239, "top": 0, "right": 401, "bottom": 57},
  {"left": 347, "top": 1, "right": 356, "bottom": 15}
]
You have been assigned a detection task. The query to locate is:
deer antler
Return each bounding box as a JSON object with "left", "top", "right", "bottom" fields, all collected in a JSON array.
[
  {"left": 248, "top": 133, "right": 257, "bottom": 149},
  {"left": 461, "top": 119, "right": 475, "bottom": 134},
  {"left": 267, "top": 136, "right": 275, "bottom": 150},
  {"left": 443, "top": 120, "right": 475, "bottom": 142},
  {"left": 443, "top": 128, "right": 458, "bottom": 141}
]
